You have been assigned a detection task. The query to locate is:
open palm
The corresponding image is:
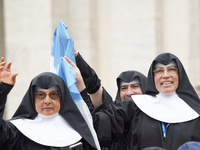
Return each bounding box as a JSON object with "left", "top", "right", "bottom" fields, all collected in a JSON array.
[{"left": 0, "top": 57, "right": 18, "bottom": 85}]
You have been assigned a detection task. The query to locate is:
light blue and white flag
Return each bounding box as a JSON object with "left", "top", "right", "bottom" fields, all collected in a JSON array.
[
  {"left": 50, "top": 20, "right": 81, "bottom": 101},
  {"left": 50, "top": 20, "right": 100, "bottom": 150}
]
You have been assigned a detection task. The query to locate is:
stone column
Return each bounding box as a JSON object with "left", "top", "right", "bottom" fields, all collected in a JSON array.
[
  {"left": 188, "top": 0, "right": 200, "bottom": 95},
  {"left": 3, "top": 0, "right": 52, "bottom": 118}
]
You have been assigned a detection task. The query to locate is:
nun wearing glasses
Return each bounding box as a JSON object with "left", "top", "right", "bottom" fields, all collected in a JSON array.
[
  {"left": 88, "top": 53, "right": 200, "bottom": 150},
  {"left": 0, "top": 57, "right": 99, "bottom": 150}
]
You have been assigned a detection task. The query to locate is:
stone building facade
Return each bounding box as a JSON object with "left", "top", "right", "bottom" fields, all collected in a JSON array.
[{"left": 0, "top": 0, "right": 200, "bottom": 118}]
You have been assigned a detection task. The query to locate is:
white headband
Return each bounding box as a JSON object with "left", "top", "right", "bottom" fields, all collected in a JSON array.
[
  {"left": 120, "top": 77, "right": 140, "bottom": 87},
  {"left": 154, "top": 60, "right": 177, "bottom": 68},
  {"left": 35, "top": 86, "right": 59, "bottom": 91}
]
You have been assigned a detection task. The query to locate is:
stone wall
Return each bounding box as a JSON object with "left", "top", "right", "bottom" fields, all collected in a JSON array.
[{"left": 1, "top": 0, "right": 200, "bottom": 119}]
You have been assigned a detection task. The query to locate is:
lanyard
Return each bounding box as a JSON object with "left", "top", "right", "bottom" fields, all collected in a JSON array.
[{"left": 161, "top": 122, "right": 170, "bottom": 139}]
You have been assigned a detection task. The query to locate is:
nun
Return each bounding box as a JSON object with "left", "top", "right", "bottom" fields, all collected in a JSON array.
[
  {"left": 104, "top": 70, "right": 147, "bottom": 150},
  {"left": 71, "top": 51, "right": 147, "bottom": 150},
  {"left": 0, "top": 58, "right": 99, "bottom": 150},
  {"left": 115, "top": 70, "right": 147, "bottom": 102},
  {"left": 91, "top": 53, "right": 200, "bottom": 150}
]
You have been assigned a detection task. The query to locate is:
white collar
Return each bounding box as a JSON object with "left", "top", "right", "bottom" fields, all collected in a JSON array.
[
  {"left": 10, "top": 113, "right": 82, "bottom": 147},
  {"left": 131, "top": 92, "right": 199, "bottom": 123}
]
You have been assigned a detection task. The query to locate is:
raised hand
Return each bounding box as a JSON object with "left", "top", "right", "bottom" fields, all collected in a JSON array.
[
  {"left": 0, "top": 57, "right": 18, "bottom": 85},
  {"left": 64, "top": 56, "right": 86, "bottom": 92}
]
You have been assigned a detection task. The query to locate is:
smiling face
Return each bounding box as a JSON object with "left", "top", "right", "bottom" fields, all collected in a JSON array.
[
  {"left": 34, "top": 87, "right": 61, "bottom": 116},
  {"left": 120, "top": 82, "right": 143, "bottom": 101},
  {"left": 154, "top": 65, "right": 179, "bottom": 93}
]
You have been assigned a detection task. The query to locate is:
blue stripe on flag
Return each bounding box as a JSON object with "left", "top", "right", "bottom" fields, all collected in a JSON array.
[{"left": 51, "top": 20, "right": 81, "bottom": 100}]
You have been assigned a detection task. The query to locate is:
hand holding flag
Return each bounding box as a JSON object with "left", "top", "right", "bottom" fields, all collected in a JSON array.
[{"left": 50, "top": 20, "right": 101, "bottom": 150}]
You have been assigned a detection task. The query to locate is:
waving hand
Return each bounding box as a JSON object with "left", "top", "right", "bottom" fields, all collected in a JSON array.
[{"left": 0, "top": 57, "right": 18, "bottom": 85}]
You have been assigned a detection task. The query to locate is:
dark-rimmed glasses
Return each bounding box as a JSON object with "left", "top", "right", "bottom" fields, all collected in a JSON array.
[{"left": 34, "top": 91, "right": 61, "bottom": 100}]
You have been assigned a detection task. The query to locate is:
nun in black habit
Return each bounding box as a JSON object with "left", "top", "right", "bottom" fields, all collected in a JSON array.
[
  {"left": 104, "top": 70, "right": 147, "bottom": 150},
  {"left": 73, "top": 51, "right": 147, "bottom": 150},
  {"left": 0, "top": 59, "right": 99, "bottom": 150},
  {"left": 93, "top": 53, "right": 200, "bottom": 150}
]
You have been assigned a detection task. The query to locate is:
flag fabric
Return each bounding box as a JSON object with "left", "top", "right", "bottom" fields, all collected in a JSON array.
[
  {"left": 50, "top": 20, "right": 100, "bottom": 150},
  {"left": 50, "top": 20, "right": 82, "bottom": 101}
]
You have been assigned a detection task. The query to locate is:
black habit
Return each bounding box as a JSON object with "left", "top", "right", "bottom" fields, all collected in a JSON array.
[
  {"left": 95, "top": 53, "right": 200, "bottom": 150},
  {"left": 0, "top": 72, "right": 97, "bottom": 150}
]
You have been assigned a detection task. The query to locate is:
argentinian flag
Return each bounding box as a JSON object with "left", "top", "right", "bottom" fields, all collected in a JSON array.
[
  {"left": 50, "top": 20, "right": 81, "bottom": 101},
  {"left": 50, "top": 20, "right": 100, "bottom": 150}
]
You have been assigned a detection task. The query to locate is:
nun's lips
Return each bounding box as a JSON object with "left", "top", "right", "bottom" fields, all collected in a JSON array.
[{"left": 43, "top": 107, "right": 53, "bottom": 110}]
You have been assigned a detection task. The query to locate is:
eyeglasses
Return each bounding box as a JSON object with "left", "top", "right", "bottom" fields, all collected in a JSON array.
[
  {"left": 34, "top": 91, "right": 61, "bottom": 100},
  {"left": 153, "top": 66, "right": 178, "bottom": 76}
]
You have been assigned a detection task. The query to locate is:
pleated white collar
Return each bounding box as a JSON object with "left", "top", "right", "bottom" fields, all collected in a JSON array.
[
  {"left": 131, "top": 92, "right": 199, "bottom": 123},
  {"left": 10, "top": 113, "right": 82, "bottom": 147}
]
